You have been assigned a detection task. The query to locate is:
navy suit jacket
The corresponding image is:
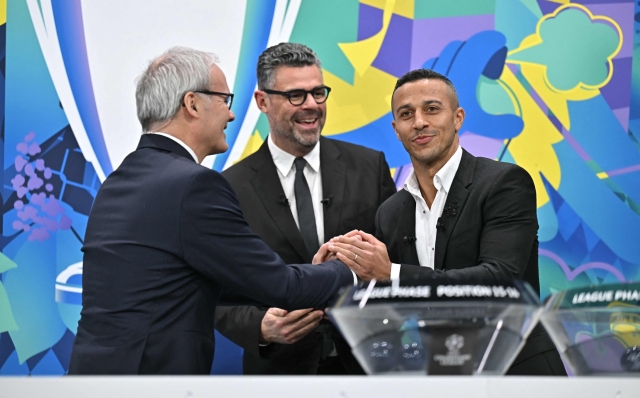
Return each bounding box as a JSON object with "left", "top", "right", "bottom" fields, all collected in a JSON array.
[{"left": 68, "top": 134, "right": 352, "bottom": 375}]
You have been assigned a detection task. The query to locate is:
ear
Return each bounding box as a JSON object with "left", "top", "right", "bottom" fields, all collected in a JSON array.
[
  {"left": 254, "top": 90, "right": 269, "bottom": 113},
  {"left": 454, "top": 107, "right": 465, "bottom": 132},
  {"left": 183, "top": 92, "right": 199, "bottom": 117},
  {"left": 391, "top": 119, "right": 401, "bottom": 141}
]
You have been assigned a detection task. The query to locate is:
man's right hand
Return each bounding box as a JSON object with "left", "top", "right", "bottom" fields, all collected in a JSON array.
[{"left": 259, "top": 307, "right": 324, "bottom": 344}]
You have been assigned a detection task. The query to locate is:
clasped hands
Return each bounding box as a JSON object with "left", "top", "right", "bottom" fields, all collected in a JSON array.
[
  {"left": 313, "top": 230, "right": 391, "bottom": 281},
  {"left": 259, "top": 231, "right": 391, "bottom": 345}
]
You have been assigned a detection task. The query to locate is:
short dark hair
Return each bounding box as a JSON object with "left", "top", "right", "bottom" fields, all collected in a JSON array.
[
  {"left": 391, "top": 69, "right": 459, "bottom": 113},
  {"left": 257, "top": 43, "right": 321, "bottom": 90}
]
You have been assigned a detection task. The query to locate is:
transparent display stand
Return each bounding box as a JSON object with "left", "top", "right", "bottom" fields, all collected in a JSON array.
[
  {"left": 328, "top": 279, "right": 542, "bottom": 375},
  {"left": 541, "top": 282, "right": 640, "bottom": 376}
]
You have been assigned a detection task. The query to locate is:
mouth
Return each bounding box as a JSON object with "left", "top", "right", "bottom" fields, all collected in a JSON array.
[
  {"left": 412, "top": 134, "right": 435, "bottom": 145},
  {"left": 294, "top": 118, "right": 319, "bottom": 128}
]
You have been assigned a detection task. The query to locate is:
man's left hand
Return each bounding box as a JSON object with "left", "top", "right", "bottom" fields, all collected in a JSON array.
[{"left": 329, "top": 231, "right": 391, "bottom": 281}]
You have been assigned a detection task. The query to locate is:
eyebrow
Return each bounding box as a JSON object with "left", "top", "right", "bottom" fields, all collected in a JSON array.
[{"left": 395, "top": 99, "right": 444, "bottom": 114}]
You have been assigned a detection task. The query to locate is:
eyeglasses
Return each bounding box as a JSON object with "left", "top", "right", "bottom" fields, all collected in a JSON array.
[
  {"left": 194, "top": 90, "right": 234, "bottom": 110},
  {"left": 262, "top": 86, "right": 331, "bottom": 106}
]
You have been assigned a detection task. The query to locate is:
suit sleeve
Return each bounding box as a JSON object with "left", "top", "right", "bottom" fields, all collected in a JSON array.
[
  {"left": 378, "top": 152, "right": 397, "bottom": 204},
  {"left": 399, "top": 165, "right": 537, "bottom": 284},
  {"left": 214, "top": 306, "right": 266, "bottom": 357},
  {"left": 181, "top": 169, "right": 352, "bottom": 310}
]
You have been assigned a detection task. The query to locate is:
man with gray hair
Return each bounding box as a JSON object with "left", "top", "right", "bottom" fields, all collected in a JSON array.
[
  {"left": 214, "top": 43, "right": 396, "bottom": 375},
  {"left": 68, "top": 46, "right": 381, "bottom": 375}
]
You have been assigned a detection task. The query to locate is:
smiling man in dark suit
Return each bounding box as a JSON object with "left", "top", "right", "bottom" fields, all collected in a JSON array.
[
  {"left": 214, "top": 43, "right": 396, "bottom": 375},
  {"left": 67, "top": 46, "right": 389, "bottom": 375},
  {"left": 328, "top": 68, "right": 566, "bottom": 375}
]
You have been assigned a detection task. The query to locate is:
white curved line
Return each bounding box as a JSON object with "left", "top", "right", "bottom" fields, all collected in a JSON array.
[
  {"left": 26, "top": 0, "right": 107, "bottom": 181},
  {"left": 55, "top": 284, "right": 83, "bottom": 293},
  {"left": 55, "top": 261, "right": 83, "bottom": 284}
]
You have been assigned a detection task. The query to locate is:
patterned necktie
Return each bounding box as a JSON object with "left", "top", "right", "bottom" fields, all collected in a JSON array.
[{"left": 294, "top": 157, "right": 319, "bottom": 256}]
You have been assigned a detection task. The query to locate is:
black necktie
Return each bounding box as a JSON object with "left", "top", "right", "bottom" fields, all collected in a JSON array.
[{"left": 294, "top": 157, "right": 319, "bottom": 256}]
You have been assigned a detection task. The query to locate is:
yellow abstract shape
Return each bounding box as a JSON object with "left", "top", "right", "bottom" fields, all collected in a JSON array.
[
  {"left": 547, "top": 0, "right": 571, "bottom": 4},
  {"left": 360, "top": 0, "right": 413, "bottom": 19},
  {"left": 507, "top": 3, "right": 623, "bottom": 94},
  {"left": 237, "top": 130, "right": 264, "bottom": 163},
  {"left": 0, "top": 0, "right": 5, "bottom": 25},
  {"left": 597, "top": 172, "right": 609, "bottom": 179},
  {"left": 390, "top": 167, "right": 396, "bottom": 178},
  {"left": 338, "top": 0, "right": 396, "bottom": 76},
  {"left": 498, "top": 66, "right": 563, "bottom": 208},
  {"left": 322, "top": 66, "right": 397, "bottom": 135}
]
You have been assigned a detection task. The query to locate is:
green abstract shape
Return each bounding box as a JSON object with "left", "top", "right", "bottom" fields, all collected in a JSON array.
[
  {"left": 255, "top": 112, "right": 271, "bottom": 140},
  {"left": 476, "top": 76, "right": 518, "bottom": 117},
  {"left": 0, "top": 252, "right": 19, "bottom": 333},
  {"left": 539, "top": 256, "right": 592, "bottom": 302},
  {"left": 415, "top": 0, "right": 496, "bottom": 19},
  {"left": 289, "top": 0, "right": 358, "bottom": 84},
  {"left": 495, "top": 0, "right": 542, "bottom": 50},
  {"left": 507, "top": 8, "right": 620, "bottom": 91}
]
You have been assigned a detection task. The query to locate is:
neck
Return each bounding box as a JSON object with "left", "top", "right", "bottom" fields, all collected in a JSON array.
[
  {"left": 155, "top": 122, "right": 205, "bottom": 163},
  {"left": 411, "top": 141, "right": 459, "bottom": 207},
  {"left": 270, "top": 132, "right": 316, "bottom": 158}
]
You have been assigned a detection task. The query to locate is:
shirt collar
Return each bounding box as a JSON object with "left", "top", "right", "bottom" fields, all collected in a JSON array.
[
  {"left": 268, "top": 133, "right": 321, "bottom": 176},
  {"left": 403, "top": 145, "right": 463, "bottom": 198},
  {"left": 150, "top": 132, "right": 199, "bottom": 163}
]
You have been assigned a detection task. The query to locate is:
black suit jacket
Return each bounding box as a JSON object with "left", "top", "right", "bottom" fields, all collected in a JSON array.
[
  {"left": 376, "top": 149, "right": 565, "bottom": 376},
  {"left": 215, "top": 136, "right": 397, "bottom": 374},
  {"left": 68, "top": 134, "right": 353, "bottom": 375}
]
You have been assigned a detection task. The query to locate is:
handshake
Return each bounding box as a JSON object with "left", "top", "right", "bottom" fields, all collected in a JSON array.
[
  {"left": 260, "top": 230, "right": 392, "bottom": 345},
  {"left": 312, "top": 230, "right": 392, "bottom": 282}
]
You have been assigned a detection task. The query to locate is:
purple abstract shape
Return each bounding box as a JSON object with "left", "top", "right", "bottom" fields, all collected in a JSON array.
[
  {"left": 16, "top": 187, "right": 28, "bottom": 199},
  {"left": 394, "top": 164, "right": 414, "bottom": 190},
  {"left": 23, "top": 224, "right": 31, "bottom": 232},
  {"left": 44, "top": 167, "right": 52, "bottom": 179},
  {"left": 600, "top": 57, "right": 632, "bottom": 110},
  {"left": 35, "top": 159, "right": 45, "bottom": 171},
  {"left": 27, "top": 175, "right": 44, "bottom": 190},
  {"left": 25, "top": 131, "right": 36, "bottom": 142},
  {"left": 459, "top": 132, "right": 504, "bottom": 159},
  {"left": 539, "top": 248, "right": 626, "bottom": 282},
  {"left": 612, "top": 107, "right": 629, "bottom": 131},
  {"left": 41, "top": 196, "right": 64, "bottom": 217},
  {"left": 22, "top": 205, "right": 38, "bottom": 221},
  {"left": 587, "top": 2, "right": 634, "bottom": 59},
  {"left": 410, "top": 14, "right": 494, "bottom": 70},
  {"left": 16, "top": 211, "right": 27, "bottom": 221},
  {"left": 561, "top": 127, "right": 591, "bottom": 161},
  {"left": 59, "top": 215, "right": 72, "bottom": 230},
  {"left": 29, "top": 227, "right": 50, "bottom": 242},
  {"left": 11, "top": 174, "right": 25, "bottom": 190},
  {"left": 12, "top": 220, "right": 23, "bottom": 231},
  {"left": 43, "top": 218, "right": 58, "bottom": 232},
  {"left": 371, "top": 14, "right": 413, "bottom": 77},
  {"left": 45, "top": 184, "right": 54, "bottom": 192},
  {"left": 13, "top": 200, "right": 24, "bottom": 210},
  {"left": 358, "top": 3, "right": 383, "bottom": 41},
  {"left": 16, "top": 142, "right": 28, "bottom": 154},
  {"left": 605, "top": 163, "right": 640, "bottom": 177},
  {"left": 31, "top": 192, "right": 46, "bottom": 206},
  {"left": 14, "top": 156, "right": 27, "bottom": 172},
  {"left": 28, "top": 142, "right": 41, "bottom": 156},
  {"left": 24, "top": 163, "right": 35, "bottom": 177}
]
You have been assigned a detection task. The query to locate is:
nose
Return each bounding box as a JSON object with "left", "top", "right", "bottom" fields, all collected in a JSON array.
[
  {"left": 228, "top": 109, "right": 236, "bottom": 122},
  {"left": 413, "top": 112, "right": 428, "bottom": 130},
  {"left": 300, "top": 92, "right": 320, "bottom": 109}
]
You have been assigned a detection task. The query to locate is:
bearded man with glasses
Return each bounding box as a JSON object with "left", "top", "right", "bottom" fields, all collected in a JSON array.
[{"left": 214, "top": 42, "right": 397, "bottom": 375}]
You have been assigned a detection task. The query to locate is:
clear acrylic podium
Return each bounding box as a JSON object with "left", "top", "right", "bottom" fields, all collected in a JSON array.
[
  {"left": 540, "top": 282, "right": 640, "bottom": 376},
  {"left": 328, "top": 279, "right": 542, "bottom": 375}
]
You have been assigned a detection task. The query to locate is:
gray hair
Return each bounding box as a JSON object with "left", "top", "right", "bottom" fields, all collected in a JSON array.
[
  {"left": 135, "top": 46, "right": 219, "bottom": 132},
  {"left": 256, "top": 42, "right": 321, "bottom": 90}
]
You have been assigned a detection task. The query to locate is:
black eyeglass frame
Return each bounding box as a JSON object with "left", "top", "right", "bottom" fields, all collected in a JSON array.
[
  {"left": 194, "top": 90, "right": 234, "bottom": 110},
  {"left": 262, "top": 86, "right": 331, "bottom": 106}
]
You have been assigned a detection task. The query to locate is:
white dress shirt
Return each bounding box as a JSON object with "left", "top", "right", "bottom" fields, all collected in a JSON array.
[
  {"left": 150, "top": 132, "right": 200, "bottom": 164},
  {"left": 390, "top": 146, "right": 463, "bottom": 279},
  {"left": 268, "top": 134, "right": 324, "bottom": 246}
]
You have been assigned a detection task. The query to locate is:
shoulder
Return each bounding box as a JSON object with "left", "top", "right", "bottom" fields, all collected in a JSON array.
[
  {"left": 471, "top": 156, "right": 532, "bottom": 184},
  {"left": 221, "top": 148, "right": 265, "bottom": 183},
  {"left": 378, "top": 188, "right": 411, "bottom": 212},
  {"left": 323, "top": 137, "right": 384, "bottom": 160}
]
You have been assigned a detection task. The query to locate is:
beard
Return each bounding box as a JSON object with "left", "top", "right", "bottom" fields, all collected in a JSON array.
[{"left": 271, "top": 109, "right": 324, "bottom": 148}]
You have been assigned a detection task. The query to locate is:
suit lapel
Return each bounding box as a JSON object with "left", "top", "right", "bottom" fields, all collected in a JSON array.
[
  {"left": 249, "top": 140, "right": 312, "bottom": 262},
  {"left": 396, "top": 191, "right": 420, "bottom": 265},
  {"left": 434, "top": 150, "right": 475, "bottom": 270},
  {"left": 319, "top": 137, "right": 347, "bottom": 241}
]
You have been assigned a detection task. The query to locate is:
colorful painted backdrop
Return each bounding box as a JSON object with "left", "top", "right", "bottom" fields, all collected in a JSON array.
[{"left": 1, "top": 0, "right": 639, "bottom": 375}]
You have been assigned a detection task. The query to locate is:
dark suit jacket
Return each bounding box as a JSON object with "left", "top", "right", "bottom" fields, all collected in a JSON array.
[
  {"left": 214, "top": 136, "right": 397, "bottom": 374},
  {"left": 376, "top": 149, "right": 565, "bottom": 376},
  {"left": 68, "top": 134, "right": 353, "bottom": 375}
]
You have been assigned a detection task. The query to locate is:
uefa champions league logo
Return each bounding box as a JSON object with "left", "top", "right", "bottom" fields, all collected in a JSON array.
[{"left": 445, "top": 334, "right": 465, "bottom": 353}]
